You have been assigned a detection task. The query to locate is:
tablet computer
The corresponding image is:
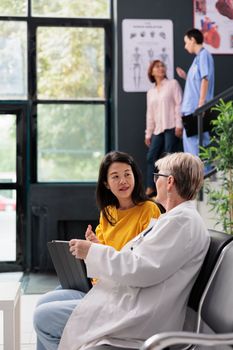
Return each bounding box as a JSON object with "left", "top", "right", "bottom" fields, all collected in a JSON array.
[{"left": 47, "top": 240, "right": 92, "bottom": 293}]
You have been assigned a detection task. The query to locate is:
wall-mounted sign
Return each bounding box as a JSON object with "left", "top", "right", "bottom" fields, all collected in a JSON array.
[{"left": 122, "top": 19, "right": 174, "bottom": 92}]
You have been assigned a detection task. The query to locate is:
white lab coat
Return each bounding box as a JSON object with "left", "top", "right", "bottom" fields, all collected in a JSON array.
[{"left": 58, "top": 201, "right": 210, "bottom": 350}]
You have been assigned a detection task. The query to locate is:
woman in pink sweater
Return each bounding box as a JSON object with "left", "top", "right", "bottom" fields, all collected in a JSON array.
[{"left": 145, "top": 60, "right": 183, "bottom": 196}]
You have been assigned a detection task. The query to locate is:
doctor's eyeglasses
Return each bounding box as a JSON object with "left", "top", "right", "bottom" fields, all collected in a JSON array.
[{"left": 153, "top": 173, "right": 169, "bottom": 182}]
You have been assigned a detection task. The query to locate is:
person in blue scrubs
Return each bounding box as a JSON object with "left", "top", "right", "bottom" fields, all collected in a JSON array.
[{"left": 176, "top": 28, "right": 214, "bottom": 159}]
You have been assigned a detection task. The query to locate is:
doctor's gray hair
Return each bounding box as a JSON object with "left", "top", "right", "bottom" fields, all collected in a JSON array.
[{"left": 155, "top": 153, "right": 204, "bottom": 200}]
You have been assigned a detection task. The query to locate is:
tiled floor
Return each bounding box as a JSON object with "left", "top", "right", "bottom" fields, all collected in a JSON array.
[{"left": 0, "top": 273, "right": 40, "bottom": 350}]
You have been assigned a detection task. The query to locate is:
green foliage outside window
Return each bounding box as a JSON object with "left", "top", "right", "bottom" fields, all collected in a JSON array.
[
  {"left": 0, "top": 0, "right": 26, "bottom": 16},
  {"left": 0, "top": 21, "right": 27, "bottom": 99},
  {"left": 37, "top": 27, "right": 104, "bottom": 99},
  {"left": 32, "top": 0, "right": 110, "bottom": 18},
  {"left": 37, "top": 104, "right": 105, "bottom": 182},
  {"left": 0, "top": 0, "right": 110, "bottom": 18},
  {"left": 0, "top": 116, "right": 16, "bottom": 174}
]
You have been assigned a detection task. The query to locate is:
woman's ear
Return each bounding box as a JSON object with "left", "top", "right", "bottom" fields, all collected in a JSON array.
[{"left": 104, "top": 181, "right": 109, "bottom": 189}]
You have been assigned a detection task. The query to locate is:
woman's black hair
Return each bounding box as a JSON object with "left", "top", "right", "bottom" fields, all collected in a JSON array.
[{"left": 96, "top": 151, "right": 148, "bottom": 225}]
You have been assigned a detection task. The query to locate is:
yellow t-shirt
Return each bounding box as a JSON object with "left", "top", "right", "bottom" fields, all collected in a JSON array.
[{"left": 95, "top": 201, "right": 161, "bottom": 251}]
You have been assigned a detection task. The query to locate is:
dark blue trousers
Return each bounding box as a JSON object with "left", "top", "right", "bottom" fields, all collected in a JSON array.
[{"left": 146, "top": 128, "right": 182, "bottom": 189}]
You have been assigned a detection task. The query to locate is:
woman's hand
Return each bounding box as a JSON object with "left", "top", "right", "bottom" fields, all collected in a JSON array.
[
  {"left": 85, "top": 224, "right": 99, "bottom": 243},
  {"left": 69, "top": 239, "right": 92, "bottom": 260},
  {"left": 145, "top": 137, "right": 151, "bottom": 147},
  {"left": 175, "top": 127, "right": 183, "bottom": 138}
]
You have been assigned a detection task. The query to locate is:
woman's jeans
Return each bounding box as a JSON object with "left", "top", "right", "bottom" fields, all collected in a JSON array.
[
  {"left": 146, "top": 128, "right": 182, "bottom": 189},
  {"left": 33, "top": 288, "right": 86, "bottom": 350}
]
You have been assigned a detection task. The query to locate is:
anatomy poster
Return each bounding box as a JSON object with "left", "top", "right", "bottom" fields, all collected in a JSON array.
[
  {"left": 194, "top": 0, "right": 233, "bottom": 54},
  {"left": 122, "top": 19, "right": 174, "bottom": 92}
]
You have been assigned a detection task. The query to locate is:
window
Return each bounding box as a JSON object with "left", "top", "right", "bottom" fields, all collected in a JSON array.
[
  {"left": 0, "top": 21, "right": 27, "bottom": 99},
  {"left": 0, "top": 0, "right": 112, "bottom": 267},
  {"left": 31, "top": 0, "right": 110, "bottom": 18},
  {"left": 0, "top": 115, "right": 17, "bottom": 261},
  {"left": 0, "top": 0, "right": 27, "bottom": 16},
  {"left": 37, "top": 104, "right": 105, "bottom": 182},
  {"left": 37, "top": 27, "right": 105, "bottom": 100},
  {"left": 0, "top": 1, "right": 111, "bottom": 183}
]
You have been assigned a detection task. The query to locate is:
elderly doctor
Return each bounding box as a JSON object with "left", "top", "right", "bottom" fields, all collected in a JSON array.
[{"left": 37, "top": 152, "right": 210, "bottom": 350}]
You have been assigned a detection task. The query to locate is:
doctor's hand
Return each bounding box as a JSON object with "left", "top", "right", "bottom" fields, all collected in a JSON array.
[
  {"left": 69, "top": 239, "right": 92, "bottom": 260},
  {"left": 176, "top": 67, "right": 187, "bottom": 80},
  {"left": 85, "top": 224, "right": 99, "bottom": 243},
  {"left": 198, "top": 98, "right": 206, "bottom": 107}
]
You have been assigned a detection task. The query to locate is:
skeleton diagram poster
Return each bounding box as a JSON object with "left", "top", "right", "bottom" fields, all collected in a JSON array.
[{"left": 122, "top": 19, "right": 174, "bottom": 92}]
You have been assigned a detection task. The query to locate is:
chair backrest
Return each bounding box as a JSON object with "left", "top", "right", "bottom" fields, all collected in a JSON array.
[
  {"left": 201, "top": 239, "right": 233, "bottom": 333},
  {"left": 188, "top": 229, "right": 233, "bottom": 312}
]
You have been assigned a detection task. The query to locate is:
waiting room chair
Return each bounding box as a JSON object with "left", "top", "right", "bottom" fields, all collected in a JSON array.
[
  {"left": 88, "top": 229, "right": 233, "bottom": 350},
  {"left": 141, "top": 236, "right": 233, "bottom": 350},
  {"left": 188, "top": 228, "right": 233, "bottom": 312}
]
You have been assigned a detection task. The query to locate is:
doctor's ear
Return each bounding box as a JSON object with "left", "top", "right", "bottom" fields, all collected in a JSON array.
[
  {"left": 167, "top": 175, "right": 175, "bottom": 186},
  {"left": 104, "top": 181, "right": 110, "bottom": 189}
]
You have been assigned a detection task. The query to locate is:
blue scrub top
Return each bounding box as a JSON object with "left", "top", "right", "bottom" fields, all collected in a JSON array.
[{"left": 181, "top": 48, "right": 214, "bottom": 116}]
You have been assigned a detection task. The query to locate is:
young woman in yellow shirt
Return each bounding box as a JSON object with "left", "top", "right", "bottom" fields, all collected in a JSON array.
[
  {"left": 86, "top": 150, "right": 162, "bottom": 250},
  {"left": 34, "top": 151, "right": 162, "bottom": 350}
]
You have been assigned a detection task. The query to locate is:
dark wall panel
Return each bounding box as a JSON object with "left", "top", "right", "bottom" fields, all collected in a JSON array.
[
  {"left": 114, "top": 0, "right": 233, "bottom": 178},
  {"left": 28, "top": 185, "right": 98, "bottom": 271}
]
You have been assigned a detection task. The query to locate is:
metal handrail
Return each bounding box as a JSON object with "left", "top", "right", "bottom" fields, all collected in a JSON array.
[
  {"left": 195, "top": 85, "right": 233, "bottom": 151},
  {"left": 194, "top": 85, "right": 233, "bottom": 181},
  {"left": 203, "top": 166, "right": 217, "bottom": 180},
  {"left": 194, "top": 85, "right": 233, "bottom": 116}
]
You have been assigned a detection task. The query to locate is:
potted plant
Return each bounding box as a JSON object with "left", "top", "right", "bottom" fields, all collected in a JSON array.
[{"left": 200, "top": 99, "right": 233, "bottom": 234}]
